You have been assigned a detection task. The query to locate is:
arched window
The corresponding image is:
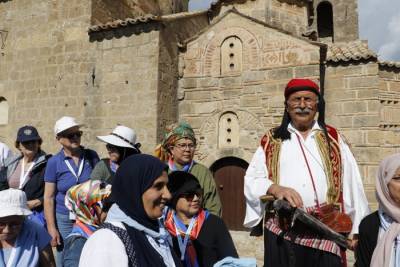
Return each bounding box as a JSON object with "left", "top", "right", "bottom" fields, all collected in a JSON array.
[
  {"left": 218, "top": 112, "right": 239, "bottom": 148},
  {"left": 221, "top": 36, "right": 243, "bottom": 75},
  {"left": 0, "top": 97, "right": 9, "bottom": 125},
  {"left": 317, "top": 1, "right": 334, "bottom": 41}
]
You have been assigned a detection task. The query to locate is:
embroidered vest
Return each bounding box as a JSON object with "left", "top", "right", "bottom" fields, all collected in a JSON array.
[{"left": 261, "top": 125, "right": 343, "bottom": 205}]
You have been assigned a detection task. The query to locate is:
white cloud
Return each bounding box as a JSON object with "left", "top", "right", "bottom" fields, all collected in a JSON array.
[
  {"left": 358, "top": 0, "right": 400, "bottom": 61},
  {"left": 377, "top": 13, "right": 400, "bottom": 61}
]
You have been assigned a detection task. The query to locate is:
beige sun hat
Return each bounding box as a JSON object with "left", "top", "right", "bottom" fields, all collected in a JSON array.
[
  {"left": 0, "top": 189, "right": 32, "bottom": 218},
  {"left": 97, "top": 125, "right": 137, "bottom": 149}
]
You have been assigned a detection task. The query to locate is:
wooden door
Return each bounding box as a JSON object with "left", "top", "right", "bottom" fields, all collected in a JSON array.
[{"left": 211, "top": 157, "right": 248, "bottom": 231}]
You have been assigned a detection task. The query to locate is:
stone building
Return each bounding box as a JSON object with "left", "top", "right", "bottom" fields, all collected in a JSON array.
[{"left": 1, "top": 0, "right": 400, "bottom": 238}]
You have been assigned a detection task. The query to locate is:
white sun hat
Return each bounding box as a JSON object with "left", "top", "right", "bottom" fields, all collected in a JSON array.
[
  {"left": 54, "top": 116, "right": 83, "bottom": 135},
  {"left": 0, "top": 189, "right": 32, "bottom": 218},
  {"left": 97, "top": 125, "right": 137, "bottom": 149}
]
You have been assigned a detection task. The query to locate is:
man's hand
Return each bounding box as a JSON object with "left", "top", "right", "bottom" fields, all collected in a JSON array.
[
  {"left": 267, "top": 184, "right": 303, "bottom": 208},
  {"left": 347, "top": 234, "right": 359, "bottom": 251}
]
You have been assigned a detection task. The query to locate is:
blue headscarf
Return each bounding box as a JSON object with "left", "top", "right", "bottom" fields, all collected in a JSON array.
[{"left": 110, "top": 154, "right": 167, "bottom": 231}]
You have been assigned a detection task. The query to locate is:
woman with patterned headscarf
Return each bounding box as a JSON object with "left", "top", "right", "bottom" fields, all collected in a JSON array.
[
  {"left": 356, "top": 153, "right": 400, "bottom": 267},
  {"left": 155, "top": 122, "right": 221, "bottom": 216},
  {"left": 62, "top": 180, "right": 111, "bottom": 267}
]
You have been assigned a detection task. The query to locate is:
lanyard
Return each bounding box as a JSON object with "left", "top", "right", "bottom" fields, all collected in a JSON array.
[
  {"left": 19, "top": 159, "right": 35, "bottom": 189},
  {"left": 64, "top": 158, "right": 84, "bottom": 183},
  {"left": 174, "top": 214, "right": 196, "bottom": 261},
  {"left": 295, "top": 133, "right": 321, "bottom": 213}
]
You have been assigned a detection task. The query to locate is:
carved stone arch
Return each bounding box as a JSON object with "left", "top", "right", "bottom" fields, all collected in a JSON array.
[
  {"left": 202, "top": 27, "right": 260, "bottom": 77},
  {"left": 195, "top": 109, "right": 264, "bottom": 167}
]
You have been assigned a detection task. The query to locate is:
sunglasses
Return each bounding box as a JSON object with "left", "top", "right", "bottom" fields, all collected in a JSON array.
[
  {"left": 0, "top": 220, "right": 24, "bottom": 231},
  {"left": 106, "top": 144, "right": 119, "bottom": 151},
  {"left": 179, "top": 189, "right": 203, "bottom": 202},
  {"left": 21, "top": 140, "right": 38, "bottom": 146},
  {"left": 59, "top": 131, "right": 83, "bottom": 140}
]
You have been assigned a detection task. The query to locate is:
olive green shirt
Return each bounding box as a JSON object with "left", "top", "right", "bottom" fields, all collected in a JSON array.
[
  {"left": 91, "top": 159, "right": 114, "bottom": 184},
  {"left": 169, "top": 162, "right": 222, "bottom": 216}
]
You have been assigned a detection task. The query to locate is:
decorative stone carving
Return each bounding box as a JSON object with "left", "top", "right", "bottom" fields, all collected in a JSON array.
[
  {"left": 196, "top": 109, "right": 264, "bottom": 166},
  {"left": 218, "top": 112, "right": 240, "bottom": 148},
  {"left": 221, "top": 36, "right": 243, "bottom": 75},
  {"left": 201, "top": 27, "right": 260, "bottom": 77},
  {"left": 0, "top": 30, "right": 8, "bottom": 49}
]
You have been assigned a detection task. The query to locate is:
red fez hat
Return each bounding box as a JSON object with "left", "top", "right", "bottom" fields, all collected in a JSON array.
[{"left": 284, "top": 79, "right": 320, "bottom": 99}]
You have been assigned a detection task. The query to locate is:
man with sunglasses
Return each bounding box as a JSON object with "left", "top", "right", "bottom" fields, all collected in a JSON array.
[
  {"left": 43, "top": 116, "right": 99, "bottom": 267},
  {"left": 244, "top": 79, "right": 369, "bottom": 267}
]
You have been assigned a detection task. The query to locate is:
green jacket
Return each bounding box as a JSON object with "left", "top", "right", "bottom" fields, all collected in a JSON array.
[{"left": 169, "top": 162, "right": 222, "bottom": 216}]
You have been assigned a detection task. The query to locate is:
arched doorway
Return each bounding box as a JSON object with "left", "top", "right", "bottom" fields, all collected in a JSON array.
[{"left": 210, "top": 157, "right": 248, "bottom": 231}]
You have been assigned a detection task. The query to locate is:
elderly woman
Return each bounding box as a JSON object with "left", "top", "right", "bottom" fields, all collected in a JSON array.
[
  {"left": 62, "top": 180, "right": 111, "bottom": 267},
  {"left": 91, "top": 125, "right": 141, "bottom": 184},
  {"left": 356, "top": 153, "right": 400, "bottom": 267},
  {"left": 0, "top": 126, "right": 50, "bottom": 226},
  {"left": 0, "top": 189, "right": 55, "bottom": 267},
  {"left": 79, "top": 154, "right": 180, "bottom": 267},
  {"left": 43, "top": 116, "right": 99, "bottom": 266},
  {"left": 165, "top": 171, "right": 238, "bottom": 267},
  {"left": 155, "top": 122, "right": 221, "bottom": 216}
]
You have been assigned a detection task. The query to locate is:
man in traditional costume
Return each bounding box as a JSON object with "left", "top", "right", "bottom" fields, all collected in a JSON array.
[{"left": 244, "top": 78, "right": 369, "bottom": 266}]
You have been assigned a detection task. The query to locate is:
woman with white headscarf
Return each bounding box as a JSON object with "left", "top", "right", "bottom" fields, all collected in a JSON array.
[{"left": 356, "top": 153, "right": 400, "bottom": 267}]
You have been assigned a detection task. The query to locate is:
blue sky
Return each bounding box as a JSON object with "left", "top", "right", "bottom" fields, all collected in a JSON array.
[{"left": 188, "top": 0, "right": 400, "bottom": 61}]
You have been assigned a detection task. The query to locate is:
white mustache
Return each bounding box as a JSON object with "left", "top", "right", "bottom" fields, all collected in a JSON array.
[{"left": 294, "top": 107, "right": 313, "bottom": 114}]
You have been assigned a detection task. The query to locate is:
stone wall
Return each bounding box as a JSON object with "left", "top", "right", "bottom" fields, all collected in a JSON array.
[
  {"left": 265, "top": 0, "right": 308, "bottom": 37},
  {"left": 0, "top": 0, "right": 169, "bottom": 156},
  {"left": 325, "top": 62, "right": 381, "bottom": 209},
  {"left": 91, "top": 0, "right": 160, "bottom": 25},
  {"left": 89, "top": 23, "right": 162, "bottom": 155},
  {"left": 0, "top": 0, "right": 95, "bottom": 152},
  {"left": 157, "top": 25, "right": 180, "bottom": 141},
  {"left": 212, "top": 0, "right": 309, "bottom": 38},
  {"left": 178, "top": 11, "right": 321, "bottom": 167},
  {"left": 91, "top": 0, "right": 189, "bottom": 25}
]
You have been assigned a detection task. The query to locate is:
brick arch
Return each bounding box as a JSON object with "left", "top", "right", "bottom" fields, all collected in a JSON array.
[{"left": 202, "top": 27, "right": 260, "bottom": 77}]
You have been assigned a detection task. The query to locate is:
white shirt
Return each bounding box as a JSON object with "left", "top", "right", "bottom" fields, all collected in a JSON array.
[
  {"left": 79, "top": 222, "right": 176, "bottom": 267},
  {"left": 243, "top": 123, "right": 370, "bottom": 234},
  {"left": 0, "top": 142, "right": 11, "bottom": 169}
]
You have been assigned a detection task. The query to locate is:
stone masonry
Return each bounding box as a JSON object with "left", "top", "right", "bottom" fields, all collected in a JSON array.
[{"left": 1, "top": 0, "right": 400, "bottom": 265}]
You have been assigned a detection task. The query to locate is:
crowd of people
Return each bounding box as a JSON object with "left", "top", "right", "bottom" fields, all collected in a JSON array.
[{"left": 0, "top": 78, "right": 398, "bottom": 267}]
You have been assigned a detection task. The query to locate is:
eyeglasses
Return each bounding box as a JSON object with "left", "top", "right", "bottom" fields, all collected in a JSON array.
[
  {"left": 174, "top": 143, "right": 196, "bottom": 151},
  {"left": 179, "top": 189, "right": 203, "bottom": 202},
  {"left": 59, "top": 131, "right": 83, "bottom": 140},
  {"left": 287, "top": 97, "right": 318, "bottom": 106}
]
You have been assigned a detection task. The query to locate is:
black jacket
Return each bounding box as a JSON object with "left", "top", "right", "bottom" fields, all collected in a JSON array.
[
  {"left": 0, "top": 153, "right": 51, "bottom": 212},
  {"left": 355, "top": 211, "right": 380, "bottom": 267}
]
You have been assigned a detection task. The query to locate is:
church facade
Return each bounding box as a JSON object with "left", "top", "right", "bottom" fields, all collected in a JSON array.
[{"left": 1, "top": 0, "right": 400, "bottom": 229}]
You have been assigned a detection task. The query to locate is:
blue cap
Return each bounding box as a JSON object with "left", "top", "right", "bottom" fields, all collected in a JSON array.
[{"left": 16, "top": 126, "right": 41, "bottom": 142}]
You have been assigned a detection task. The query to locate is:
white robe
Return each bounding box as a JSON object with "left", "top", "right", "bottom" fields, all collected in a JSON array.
[{"left": 243, "top": 123, "right": 370, "bottom": 235}]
